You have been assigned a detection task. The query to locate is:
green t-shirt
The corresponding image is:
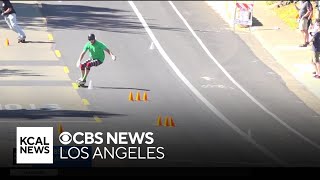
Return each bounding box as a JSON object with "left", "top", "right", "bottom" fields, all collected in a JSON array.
[{"left": 83, "top": 40, "right": 108, "bottom": 62}]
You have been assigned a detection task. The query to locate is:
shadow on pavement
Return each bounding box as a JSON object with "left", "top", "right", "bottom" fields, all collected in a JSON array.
[
  {"left": 0, "top": 69, "right": 44, "bottom": 77},
  {"left": 0, "top": 2, "right": 185, "bottom": 34},
  {"left": 40, "top": 3, "right": 186, "bottom": 34},
  {"left": 25, "top": 41, "right": 54, "bottom": 44},
  {"left": 0, "top": 109, "right": 125, "bottom": 120},
  {"left": 95, "top": 86, "right": 150, "bottom": 91},
  {"left": 0, "top": 3, "right": 46, "bottom": 30},
  {"left": 252, "top": 16, "right": 263, "bottom": 27}
]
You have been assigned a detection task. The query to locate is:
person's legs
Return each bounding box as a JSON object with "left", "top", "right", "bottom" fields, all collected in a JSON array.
[
  {"left": 308, "top": 19, "right": 312, "bottom": 30},
  {"left": 4, "top": 15, "right": 14, "bottom": 30},
  {"left": 302, "top": 29, "right": 307, "bottom": 43},
  {"left": 299, "top": 18, "right": 309, "bottom": 46},
  {"left": 312, "top": 52, "right": 320, "bottom": 77},
  {"left": 83, "top": 59, "right": 102, "bottom": 81},
  {"left": 83, "top": 69, "right": 90, "bottom": 82},
  {"left": 7, "top": 14, "right": 26, "bottom": 40},
  {"left": 79, "top": 59, "right": 103, "bottom": 83},
  {"left": 304, "top": 30, "right": 309, "bottom": 44},
  {"left": 81, "top": 70, "right": 85, "bottom": 78},
  {"left": 315, "top": 52, "right": 320, "bottom": 76},
  {"left": 79, "top": 59, "right": 91, "bottom": 82},
  {"left": 312, "top": 61, "right": 318, "bottom": 75},
  {"left": 316, "top": 62, "right": 320, "bottom": 76}
]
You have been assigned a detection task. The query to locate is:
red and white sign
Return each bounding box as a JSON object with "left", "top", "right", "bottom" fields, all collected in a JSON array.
[
  {"left": 234, "top": 2, "right": 254, "bottom": 26},
  {"left": 236, "top": 2, "right": 254, "bottom": 11}
]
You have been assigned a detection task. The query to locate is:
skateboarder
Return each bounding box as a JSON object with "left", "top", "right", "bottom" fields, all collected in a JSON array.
[
  {"left": 76, "top": 33, "right": 116, "bottom": 86},
  {"left": 1, "top": 0, "right": 26, "bottom": 43}
]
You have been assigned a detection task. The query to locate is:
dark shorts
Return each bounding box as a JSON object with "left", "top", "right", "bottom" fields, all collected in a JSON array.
[
  {"left": 312, "top": 51, "right": 320, "bottom": 63},
  {"left": 80, "top": 59, "right": 103, "bottom": 70}
]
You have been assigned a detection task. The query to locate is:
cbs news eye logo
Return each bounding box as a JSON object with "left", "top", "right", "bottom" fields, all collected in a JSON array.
[
  {"left": 59, "top": 132, "right": 72, "bottom": 145},
  {"left": 59, "top": 132, "right": 103, "bottom": 145}
]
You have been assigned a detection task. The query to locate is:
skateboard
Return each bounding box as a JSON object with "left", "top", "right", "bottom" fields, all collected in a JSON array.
[
  {"left": 18, "top": 39, "right": 26, "bottom": 43},
  {"left": 76, "top": 80, "right": 86, "bottom": 88},
  {"left": 76, "top": 83, "right": 87, "bottom": 88}
]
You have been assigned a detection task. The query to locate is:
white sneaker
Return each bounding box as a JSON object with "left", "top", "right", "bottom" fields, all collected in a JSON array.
[
  {"left": 76, "top": 78, "right": 86, "bottom": 84},
  {"left": 76, "top": 78, "right": 82, "bottom": 83}
]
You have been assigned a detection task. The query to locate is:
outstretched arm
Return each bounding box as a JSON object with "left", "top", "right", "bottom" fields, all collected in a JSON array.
[
  {"left": 104, "top": 48, "right": 112, "bottom": 55},
  {"left": 78, "top": 50, "right": 87, "bottom": 62},
  {"left": 104, "top": 48, "right": 116, "bottom": 61}
]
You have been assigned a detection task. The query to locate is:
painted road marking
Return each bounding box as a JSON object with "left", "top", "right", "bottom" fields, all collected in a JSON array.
[
  {"left": 55, "top": 50, "right": 61, "bottom": 58},
  {"left": 93, "top": 116, "right": 102, "bottom": 123},
  {"left": 201, "top": 76, "right": 215, "bottom": 81},
  {"left": 82, "top": 99, "right": 90, "bottom": 106},
  {"left": 169, "top": 1, "right": 320, "bottom": 154},
  {"left": 201, "top": 84, "right": 234, "bottom": 90},
  {"left": 129, "top": 1, "right": 285, "bottom": 166},
  {"left": 48, "top": 34, "right": 54, "bottom": 41},
  {"left": 72, "top": 83, "right": 79, "bottom": 90},
  {"left": 64, "top": 66, "right": 69, "bottom": 74},
  {"left": 267, "top": 71, "right": 276, "bottom": 75}
]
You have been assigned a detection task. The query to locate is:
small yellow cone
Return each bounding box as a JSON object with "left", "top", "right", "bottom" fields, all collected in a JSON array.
[
  {"left": 169, "top": 117, "right": 175, "bottom": 127},
  {"left": 157, "top": 115, "right": 162, "bottom": 126},
  {"left": 143, "top": 92, "right": 148, "bottom": 102},
  {"left": 136, "top": 91, "right": 141, "bottom": 101},
  {"left": 58, "top": 123, "right": 63, "bottom": 134},
  {"left": 128, "top": 91, "right": 134, "bottom": 101},
  {"left": 164, "top": 116, "right": 170, "bottom": 127},
  {"left": 5, "top": 38, "right": 9, "bottom": 46}
]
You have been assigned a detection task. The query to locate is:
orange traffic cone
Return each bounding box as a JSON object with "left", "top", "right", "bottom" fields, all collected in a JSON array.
[
  {"left": 157, "top": 115, "right": 162, "bottom": 126},
  {"left": 169, "top": 117, "right": 175, "bottom": 127},
  {"left": 143, "top": 92, "right": 148, "bottom": 102},
  {"left": 5, "top": 38, "right": 9, "bottom": 46},
  {"left": 128, "top": 91, "right": 134, "bottom": 101},
  {"left": 164, "top": 116, "right": 170, "bottom": 127},
  {"left": 136, "top": 91, "right": 141, "bottom": 101},
  {"left": 58, "top": 123, "right": 63, "bottom": 134}
]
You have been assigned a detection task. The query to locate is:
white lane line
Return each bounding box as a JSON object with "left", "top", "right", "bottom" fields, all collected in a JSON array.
[
  {"left": 128, "top": 1, "right": 286, "bottom": 166},
  {"left": 168, "top": 1, "right": 320, "bottom": 151}
]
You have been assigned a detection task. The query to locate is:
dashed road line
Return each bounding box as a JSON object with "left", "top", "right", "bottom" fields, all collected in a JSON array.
[
  {"left": 48, "top": 34, "right": 54, "bottom": 41},
  {"left": 93, "top": 116, "right": 102, "bottom": 123},
  {"left": 55, "top": 50, "right": 61, "bottom": 58},
  {"left": 72, "top": 83, "right": 79, "bottom": 90},
  {"left": 64, "top": 66, "right": 69, "bottom": 74},
  {"left": 82, "top": 99, "right": 90, "bottom": 106}
]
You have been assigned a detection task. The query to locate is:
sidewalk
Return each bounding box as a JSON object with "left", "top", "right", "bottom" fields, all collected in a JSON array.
[
  {"left": 207, "top": 1, "right": 320, "bottom": 114},
  {"left": 0, "top": 1, "right": 94, "bottom": 166},
  {"left": 0, "top": 1, "right": 87, "bottom": 113},
  {"left": 251, "top": 2, "right": 320, "bottom": 113}
]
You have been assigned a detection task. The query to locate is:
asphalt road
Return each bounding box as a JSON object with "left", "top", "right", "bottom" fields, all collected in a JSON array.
[{"left": 37, "top": 1, "right": 320, "bottom": 167}]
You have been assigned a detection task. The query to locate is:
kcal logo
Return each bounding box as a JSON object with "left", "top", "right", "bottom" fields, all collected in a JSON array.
[{"left": 16, "top": 127, "right": 53, "bottom": 164}]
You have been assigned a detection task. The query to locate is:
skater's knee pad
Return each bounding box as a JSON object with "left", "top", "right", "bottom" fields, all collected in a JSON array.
[
  {"left": 80, "top": 63, "right": 86, "bottom": 70},
  {"left": 86, "top": 62, "right": 92, "bottom": 70}
]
